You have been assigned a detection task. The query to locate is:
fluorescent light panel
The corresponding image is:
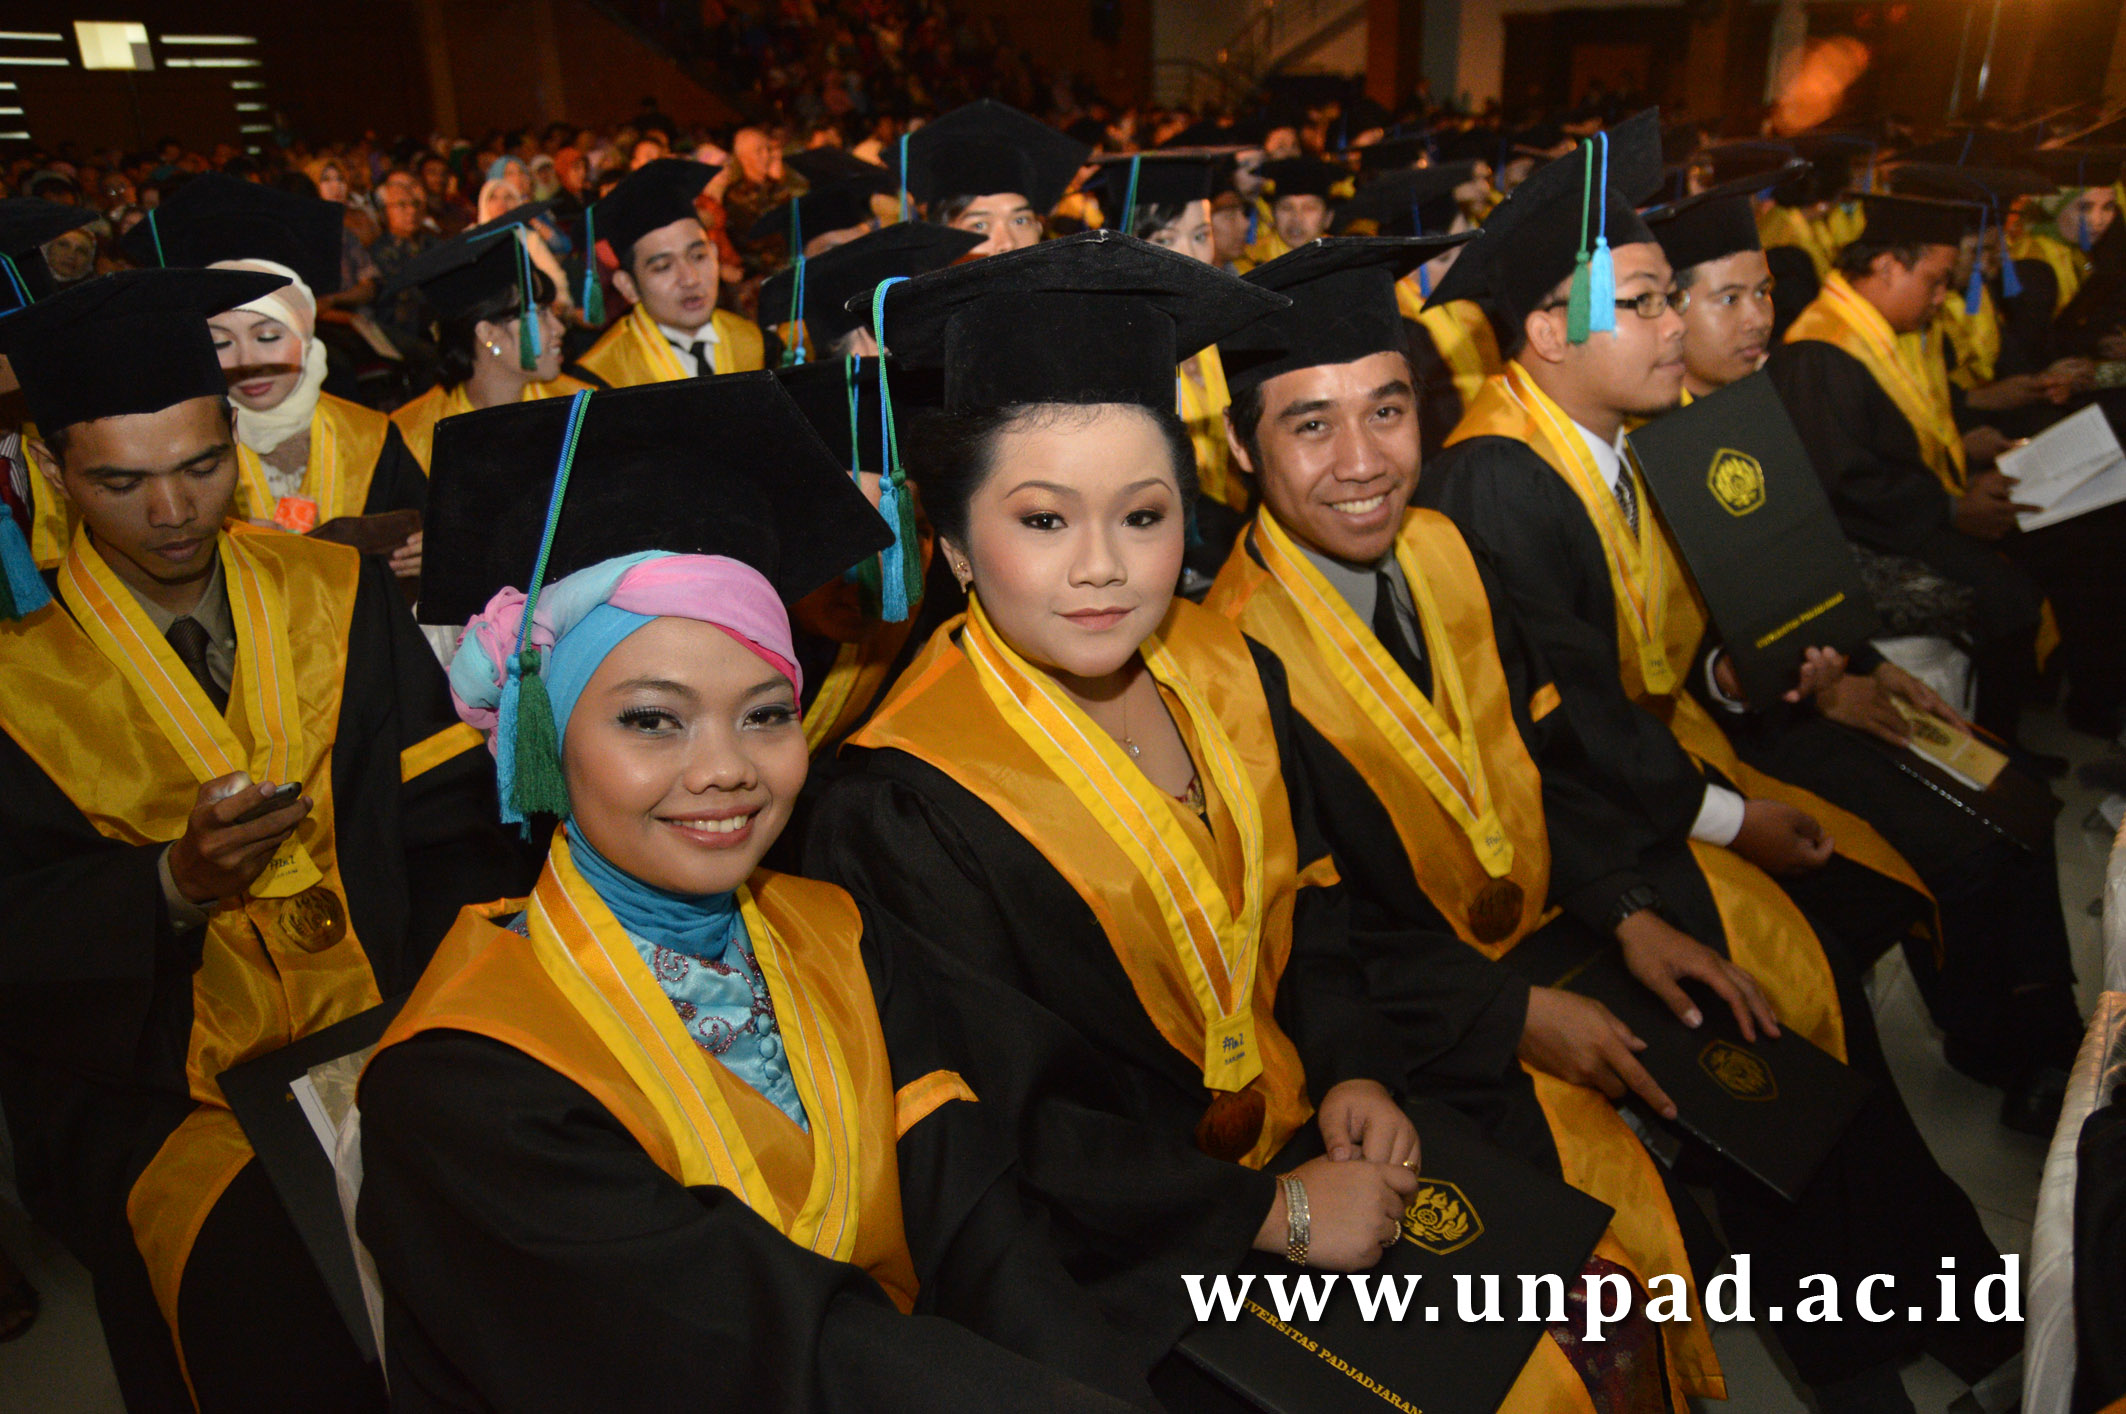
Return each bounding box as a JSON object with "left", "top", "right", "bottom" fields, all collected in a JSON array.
[{"left": 159, "top": 35, "right": 257, "bottom": 45}]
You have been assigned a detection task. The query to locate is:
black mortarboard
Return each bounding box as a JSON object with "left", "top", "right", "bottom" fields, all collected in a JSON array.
[
  {"left": 1336, "top": 162, "right": 1482, "bottom": 238},
  {"left": 867, "top": 228, "right": 1288, "bottom": 413},
  {"left": 1428, "top": 109, "right": 1666, "bottom": 332},
  {"left": 421, "top": 372, "right": 891, "bottom": 625},
  {"left": 1782, "top": 134, "right": 1874, "bottom": 205},
  {"left": 587, "top": 158, "right": 716, "bottom": 266},
  {"left": 119, "top": 171, "right": 344, "bottom": 296},
  {"left": 759, "top": 222, "right": 981, "bottom": 353},
  {"left": 2025, "top": 146, "right": 2126, "bottom": 191},
  {"left": 744, "top": 171, "right": 891, "bottom": 246},
  {"left": 1644, "top": 163, "right": 1807, "bottom": 272},
  {"left": 0, "top": 266, "right": 288, "bottom": 431},
  {"left": 782, "top": 147, "right": 886, "bottom": 188},
  {"left": 381, "top": 201, "right": 556, "bottom": 320},
  {"left": 0, "top": 198, "right": 98, "bottom": 312},
  {"left": 889, "top": 99, "right": 1091, "bottom": 214},
  {"left": 1220, "top": 234, "right": 1474, "bottom": 393},
  {"left": 1357, "top": 135, "right": 1430, "bottom": 173},
  {"left": 1085, "top": 152, "right": 1222, "bottom": 227},
  {"left": 1891, "top": 130, "right": 2028, "bottom": 168},
  {"left": 1159, "top": 120, "right": 1237, "bottom": 150},
  {"left": 774, "top": 355, "right": 944, "bottom": 472},
  {"left": 1887, "top": 162, "right": 2052, "bottom": 206},
  {"left": 1430, "top": 129, "right": 1501, "bottom": 168},
  {"left": 1852, "top": 193, "right": 1980, "bottom": 249},
  {"left": 1257, "top": 156, "right": 1354, "bottom": 203},
  {"left": 1704, "top": 141, "right": 1803, "bottom": 188}
]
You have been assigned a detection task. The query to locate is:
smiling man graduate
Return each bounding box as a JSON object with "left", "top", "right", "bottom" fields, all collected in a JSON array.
[{"left": 0, "top": 268, "right": 534, "bottom": 1412}]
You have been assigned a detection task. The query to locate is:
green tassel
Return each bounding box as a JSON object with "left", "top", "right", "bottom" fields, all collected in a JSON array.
[
  {"left": 509, "top": 654, "right": 572, "bottom": 819},
  {"left": 1566, "top": 252, "right": 1593, "bottom": 344},
  {"left": 893, "top": 480, "right": 924, "bottom": 612}
]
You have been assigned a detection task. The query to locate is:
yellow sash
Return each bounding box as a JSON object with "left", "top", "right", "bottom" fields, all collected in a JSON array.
[
  {"left": 388, "top": 373, "right": 592, "bottom": 472},
  {"left": 2007, "top": 228, "right": 2085, "bottom": 313},
  {"left": 1757, "top": 204, "right": 1841, "bottom": 278},
  {"left": 1398, "top": 284, "right": 1502, "bottom": 412},
  {"left": 22, "top": 428, "right": 69, "bottom": 568},
  {"left": 230, "top": 393, "right": 393, "bottom": 528},
  {"left": 0, "top": 523, "right": 381, "bottom": 1344},
  {"left": 1936, "top": 285, "right": 2001, "bottom": 390},
  {"left": 1785, "top": 273, "right": 1968, "bottom": 493},
  {"left": 375, "top": 863, "right": 920, "bottom": 1311},
  {"left": 855, "top": 599, "right": 1315, "bottom": 1168},
  {"left": 802, "top": 628, "right": 912, "bottom": 756},
  {"left": 1180, "top": 345, "right": 1244, "bottom": 511},
  {"left": 575, "top": 302, "right": 765, "bottom": 389},
  {"left": 1213, "top": 508, "right": 1545, "bottom": 951}
]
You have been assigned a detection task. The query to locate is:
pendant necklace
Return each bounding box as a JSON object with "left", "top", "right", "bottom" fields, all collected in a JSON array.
[{"left": 1118, "top": 686, "right": 1142, "bottom": 758}]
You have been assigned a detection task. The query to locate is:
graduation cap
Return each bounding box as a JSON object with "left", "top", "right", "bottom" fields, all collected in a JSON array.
[
  {"left": 782, "top": 146, "right": 887, "bottom": 188},
  {"left": 1084, "top": 152, "right": 1222, "bottom": 231},
  {"left": 584, "top": 157, "right": 717, "bottom": 320},
  {"left": 119, "top": 171, "right": 345, "bottom": 296},
  {"left": 380, "top": 201, "right": 557, "bottom": 368},
  {"left": 889, "top": 99, "right": 1091, "bottom": 215},
  {"left": 1356, "top": 135, "right": 1430, "bottom": 173},
  {"left": 1429, "top": 109, "right": 1666, "bottom": 341},
  {"left": 1429, "top": 129, "right": 1501, "bottom": 168},
  {"left": 774, "top": 355, "right": 941, "bottom": 473},
  {"left": 867, "top": 228, "right": 1288, "bottom": 414},
  {"left": 1852, "top": 193, "right": 1980, "bottom": 249},
  {"left": 1159, "top": 119, "right": 1238, "bottom": 150},
  {"left": 1220, "top": 235, "right": 1474, "bottom": 394},
  {"left": 1257, "top": 156, "right": 1354, "bottom": 203},
  {"left": 1891, "top": 129, "right": 2030, "bottom": 169},
  {"left": 422, "top": 372, "right": 891, "bottom": 628},
  {"left": 1782, "top": 133, "right": 1875, "bottom": 205},
  {"left": 759, "top": 222, "right": 981, "bottom": 360},
  {"left": 0, "top": 198, "right": 98, "bottom": 313},
  {"left": 1644, "top": 162, "right": 1809, "bottom": 273},
  {"left": 1883, "top": 165, "right": 2045, "bottom": 310},
  {"left": 1704, "top": 141, "right": 1804, "bottom": 188},
  {"left": 0, "top": 266, "right": 288, "bottom": 434},
  {"left": 2025, "top": 145, "right": 2126, "bottom": 191},
  {"left": 743, "top": 172, "right": 891, "bottom": 247},
  {"left": 1336, "top": 162, "right": 1482, "bottom": 241}
]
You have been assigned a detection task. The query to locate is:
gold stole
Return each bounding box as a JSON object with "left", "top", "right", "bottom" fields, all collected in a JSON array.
[
  {"left": 1207, "top": 508, "right": 1724, "bottom": 1401},
  {"left": 376, "top": 855, "right": 919, "bottom": 1311},
  {"left": 1238, "top": 197, "right": 1290, "bottom": 273},
  {"left": 854, "top": 598, "right": 1315, "bottom": 1169},
  {"left": 0, "top": 524, "right": 380, "bottom": 1336},
  {"left": 231, "top": 393, "right": 394, "bottom": 529},
  {"left": 1756, "top": 204, "right": 1840, "bottom": 278},
  {"left": 388, "top": 372, "right": 592, "bottom": 472},
  {"left": 576, "top": 303, "right": 765, "bottom": 389},
  {"left": 1784, "top": 272, "right": 1968, "bottom": 494},
  {"left": 795, "top": 528, "right": 934, "bottom": 756},
  {"left": 1180, "top": 345, "right": 1243, "bottom": 511},
  {"left": 22, "top": 428, "right": 68, "bottom": 568},
  {"left": 1935, "top": 285, "right": 2001, "bottom": 390},
  {"left": 1397, "top": 283, "right": 1502, "bottom": 413},
  {"left": 2007, "top": 229, "right": 2085, "bottom": 313}
]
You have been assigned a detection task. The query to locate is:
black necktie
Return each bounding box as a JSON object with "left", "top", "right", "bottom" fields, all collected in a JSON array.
[
  {"left": 167, "top": 617, "right": 229, "bottom": 714},
  {"left": 1371, "top": 570, "right": 1430, "bottom": 695},
  {"left": 1613, "top": 459, "right": 1641, "bottom": 533},
  {"left": 680, "top": 340, "right": 709, "bottom": 376}
]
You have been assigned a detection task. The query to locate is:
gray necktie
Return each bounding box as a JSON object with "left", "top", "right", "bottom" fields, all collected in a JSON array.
[
  {"left": 1613, "top": 459, "right": 1641, "bottom": 533},
  {"left": 167, "top": 617, "right": 228, "bottom": 714}
]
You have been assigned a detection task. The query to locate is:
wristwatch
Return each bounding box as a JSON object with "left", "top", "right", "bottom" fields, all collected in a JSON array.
[
  {"left": 1280, "top": 1172, "right": 1310, "bottom": 1265},
  {"left": 1605, "top": 883, "right": 1663, "bottom": 935}
]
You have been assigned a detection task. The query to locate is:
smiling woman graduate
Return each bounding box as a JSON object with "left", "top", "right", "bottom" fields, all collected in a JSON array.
[{"left": 354, "top": 373, "right": 1152, "bottom": 1414}]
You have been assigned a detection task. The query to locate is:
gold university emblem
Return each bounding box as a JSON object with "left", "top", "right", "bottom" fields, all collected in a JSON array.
[
  {"left": 1698, "top": 1039, "right": 1777, "bottom": 1101},
  {"left": 1707, "top": 449, "right": 1766, "bottom": 517},
  {"left": 1401, "top": 1179, "right": 1482, "bottom": 1255}
]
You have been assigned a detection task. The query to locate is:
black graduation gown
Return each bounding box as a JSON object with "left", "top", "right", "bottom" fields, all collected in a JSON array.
[
  {"left": 802, "top": 641, "right": 1411, "bottom": 1358},
  {"left": 1402, "top": 315, "right": 1471, "bottom": 467},
  {"left": 359, "top": 421, "right": 429, "bottom": 519},
  {"left": 356, "top": 904, "right": 1154, "bottom": 1414},
  {"left": 1418, "top": 437, "right": 2016, "bottom": 1386},
  {"left": 0, "top": 553, "right": 538, "bottom": 1409}
]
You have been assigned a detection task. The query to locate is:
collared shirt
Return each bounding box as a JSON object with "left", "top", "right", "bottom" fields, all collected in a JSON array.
[
  {"left": 1567, "top": 416, "right": 1746, "bottom": 849},
  {"left": 659, "top": 316, "right": 721, "bottom": 378},
  {"left": 120, "top": 552, "right": 236, "bottom": 929},
  {"left": 1295, "top": 537, "right": 1426, "bottom": 672}
]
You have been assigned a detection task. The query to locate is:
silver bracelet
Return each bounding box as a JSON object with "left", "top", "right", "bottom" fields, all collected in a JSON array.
[{"left": 1280, "top": 1172, "right": 1310, "bottom": 1265}]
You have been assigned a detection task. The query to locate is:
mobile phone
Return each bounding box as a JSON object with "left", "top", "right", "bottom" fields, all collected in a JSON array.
[{"left": 234, "top": 781, "right": 302, "bottom": 824}]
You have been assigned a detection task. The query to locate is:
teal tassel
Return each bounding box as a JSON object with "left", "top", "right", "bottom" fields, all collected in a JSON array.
[
  {"left": 0, "top": 516, "right": 51, "bottom": 621},
  {"left": 0, "top": 252, "right": 29, "bottom": 314},
  {"left": 1566, "top": 252, "right": 1593, "bottom": 343},
  {"left": 495, "top": 658, "right": 526, "bottom": 829},
  {"left": 509, "top": 653, "right": 571, "bottom": 820},
  {"left": 516, "top": 241, "right": 544, "bottom": 371},
  {"left": 1587, "top": 237, "right": 1615, "bottom": 335},
  {"left": 580, "top": 208, "right": 605, "bottom": 326},
  {"left": 869, "top": 282, "right": 918, "bottom": 622}
]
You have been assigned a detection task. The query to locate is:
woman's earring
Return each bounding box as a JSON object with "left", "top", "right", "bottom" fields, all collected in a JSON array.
[{"left": 485, "top": 341, "right": 506, "bottom": 358}]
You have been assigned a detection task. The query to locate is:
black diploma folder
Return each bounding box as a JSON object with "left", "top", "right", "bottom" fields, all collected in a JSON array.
[
  {"left": 1507, "top": 930, "right": 1871, "bottom": 1201},
  {"left": 218, "top": 998, "right": 405, "bottom": 1363},
  {"left": 1178, "top": 1121, "right": 1613, "bottom": 1414},
  {"left": 1626, "top": 373, "right": 1883, "bottom": 707}
]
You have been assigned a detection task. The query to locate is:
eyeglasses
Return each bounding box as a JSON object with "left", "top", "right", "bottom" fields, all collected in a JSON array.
[{"left": 1541, "top": 288, "right": 1691, "bottom": 319}]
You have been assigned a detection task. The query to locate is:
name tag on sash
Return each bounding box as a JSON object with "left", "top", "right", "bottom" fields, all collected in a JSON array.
[
  {"left": 1204, "top": 1011, "right": 1263, "bottom": 1093},
  {"left": 1639, "top": 642, "right": 1677, "bottom": 695}
]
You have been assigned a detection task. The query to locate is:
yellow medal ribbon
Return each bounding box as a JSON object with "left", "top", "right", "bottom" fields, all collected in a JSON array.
[
  {"left": 1498, "top": 362, "right": 1678, "bottom": 693},
  {"left": 57, "top": 527, "right": 321, "bottom": 898},
  {"left": 959, "top": 595, "right": 1268, "bottom": 1093},
  {"left": 527, "top": 831, "right": 863, "bottom": 1259},
  {"left": 1252, "top": 509, "right": 1511, "bottom": 877},
  {"left": 1791, "top": 273, "right": 1968, "bottom": 492}
]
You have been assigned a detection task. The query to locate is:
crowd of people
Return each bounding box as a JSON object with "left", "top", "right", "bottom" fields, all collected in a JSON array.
[{"left": 2, "top": 59, "right": 2125, "bottom": 1414}]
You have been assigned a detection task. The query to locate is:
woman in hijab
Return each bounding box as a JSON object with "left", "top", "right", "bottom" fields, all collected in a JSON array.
[
  {"left": 477, "top": 177, "right": 575, "bottom": 318},
  {"left": 356, "top": 377, "right": 1157, "bottom": 1413},
  {"left": 208, "top": 257, "right": 427, "bottom": 574}
]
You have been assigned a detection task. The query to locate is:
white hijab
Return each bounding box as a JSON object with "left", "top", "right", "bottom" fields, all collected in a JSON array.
[{"left": 208, "top": 257, "right": 328, "bottom": 456}]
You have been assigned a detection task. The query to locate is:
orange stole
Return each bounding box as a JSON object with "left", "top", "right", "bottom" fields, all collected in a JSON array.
[
  {"left": 374, "top": 870, "right": 919, "bottom": 1310},
  {"left": 1207, "top": 510, "right": 1721, "bottom": 1401},
  {"left": 0, "top": 525, "right": 382, "bottom": 1340},
  {"left": 388, "top": 374, "right": 593, "bottom": 473},
  {"left": 853, "top": 601, "right": 1316, "bottom": 1170}
]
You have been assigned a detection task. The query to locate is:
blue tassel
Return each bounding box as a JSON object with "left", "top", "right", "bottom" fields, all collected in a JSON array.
[
  {"left": 0, "top": 516, "right": 51, "bottom": 621},
  {"left": 496, "top": 657, "right": 526, "bottom": 831},
  {"left": 2001, "top": 251, "right": 2022, "bottom": 299},
  {"left": 1246, "top": 204, "right": 1258, "bottom": 247},
  {"left": 0, "top": 252, "right": 29, "bottom": 315},
  {"left": 876, "top": 476, "right": 911, "bottom": 621},
  {"left": 1965, "top": 208, "right": 1985, "bottom": 316},
  {"left": 1588, "top": 237, "right": 1616, "bottom": 334},
  {"left": 1418, "top": 263, "right": 1432, "bottom": 300},
  {"left": 869, "top": 281, "right": 918, "bottom": 622}
]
